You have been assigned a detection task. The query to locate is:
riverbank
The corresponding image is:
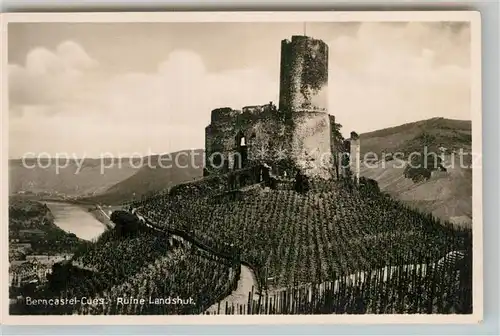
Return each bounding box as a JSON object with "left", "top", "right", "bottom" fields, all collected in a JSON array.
[
  {"left": 44, "top": 202, "right": 107, "bottom": 241},
  {"left": 88, "top": 205, "right": 114, "bottom": 230},
  {"left": 37, "top": 197, "right": 115, "bottom": 230},
  {"left": 9, "top": 198, "right": 84, "bottom": 256}
]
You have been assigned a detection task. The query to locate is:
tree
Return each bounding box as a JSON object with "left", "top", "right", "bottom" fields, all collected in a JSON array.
[
  {"left": 359, "top": 177, "right": 380, "bottom": 195},
  {"left": 403, "top": 153, "right": 443, "bottom": 183},
  {"left": 330, "top": 120, "right": 346, "bottom": 179},
  {"left": 110, "top": 211, "right": 141, "bottom": 237},
  {"left": 294, "top": 170, "right": 310, "bottom": 193}
]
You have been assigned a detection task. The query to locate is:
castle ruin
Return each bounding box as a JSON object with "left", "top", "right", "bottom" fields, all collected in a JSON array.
[{"left": 204, "top": 35, "right": 360, "bottom": 180}]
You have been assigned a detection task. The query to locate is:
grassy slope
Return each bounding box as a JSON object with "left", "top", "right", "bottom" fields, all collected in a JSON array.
[
  {"left": 360, "top": 158, "right": 472, "bottom": 227},
  {"left": 359, "top": 117, "right": 472, "bottom": 226},
  {"left": 359, "top": 117, "right": 471, "bottom": 157},
  {"left": 88, "top": 150, "right": 204, "bottom": 204},
  {"left": 9, "top": 150, "right": 204, "bottom": 204},
  {"left": 8, "top": 159, "right": 141, "bottom": 196}
]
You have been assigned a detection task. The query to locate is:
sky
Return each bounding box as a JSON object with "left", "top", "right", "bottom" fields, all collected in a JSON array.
[{"left": 8, "top": 22, "right": 471, "bottom": 158}]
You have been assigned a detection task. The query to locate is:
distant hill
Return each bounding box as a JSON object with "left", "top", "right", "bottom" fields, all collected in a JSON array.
[
  {"left": 359, "top": 117, "right": 473, "bottom": 227},
  {"left": 359, "top": 117, "right": 471, "bottom": 158},
  {"left": 360, "top": 157, "right": 472, "bottom": 227},
  {"left": 84, "top": 149, "right": 204, "bottom": 204},
  {"left": 9, "top": 150, "right": 204, "bottom": 204},
  {"left": 9, "top": 158, "right": 141, "bottom": 197}
]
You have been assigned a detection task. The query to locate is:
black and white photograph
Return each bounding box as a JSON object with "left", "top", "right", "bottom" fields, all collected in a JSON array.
[{"left": 2, "top": 11, "right": 482, "bottom": 323}]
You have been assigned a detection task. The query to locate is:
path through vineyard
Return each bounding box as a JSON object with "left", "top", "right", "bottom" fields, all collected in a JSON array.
[
  {"left": 132, "top": 206, "right": 261, "bottom": 315},
  {"left": 205, "top": 265, "right": 259, "bottom": 315}
]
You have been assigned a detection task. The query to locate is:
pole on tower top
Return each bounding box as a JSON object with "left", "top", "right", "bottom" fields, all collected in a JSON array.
[{"left": 303, "top": 22, "right": 306, "bottom": 36}]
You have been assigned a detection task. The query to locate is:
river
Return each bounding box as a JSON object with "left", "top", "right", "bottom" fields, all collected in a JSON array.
[{"left": 45, "top": 202, "right": 107, "bottom": 241}]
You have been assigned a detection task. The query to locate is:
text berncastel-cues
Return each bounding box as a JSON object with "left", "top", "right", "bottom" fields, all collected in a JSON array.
[{"left": 23, "top": 296, "right": 196, "bottom": 306}]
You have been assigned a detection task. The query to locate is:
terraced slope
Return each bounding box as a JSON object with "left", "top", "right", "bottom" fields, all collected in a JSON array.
[
  {"left": 139, "top": 179, "right": 470, "bottom": 290},
  {"left": 13, "top": 228, "right": 235, "bottom": 315}
]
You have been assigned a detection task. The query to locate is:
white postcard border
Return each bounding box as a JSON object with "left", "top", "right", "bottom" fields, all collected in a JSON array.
[{"left": 0, "top": 10, "right": 483, "bottom": 325}]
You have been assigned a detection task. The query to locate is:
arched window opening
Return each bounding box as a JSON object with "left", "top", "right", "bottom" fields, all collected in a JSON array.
[{"left": 235, "top": 131, "right": 248, "bottom": 170}]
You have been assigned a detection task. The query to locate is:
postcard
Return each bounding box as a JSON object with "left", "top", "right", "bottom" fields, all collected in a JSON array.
[{"left": 1, "top": 11, "right": 482, "bottom": 325}]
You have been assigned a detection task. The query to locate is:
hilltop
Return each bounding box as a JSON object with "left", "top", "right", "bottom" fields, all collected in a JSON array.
[
  {"left": 9, "top": 150, "right": 204, "bottom": 204},
  {"left": 8, "top": 158, "right": 141, "bottom": 197},
  {"left": 86, "top": 149, "right": 203, "bottom": 204},
  {"left": 359, "top": 117, "right": 471, "bottom": 158},
  {"left": 136, "top": 176, "right": 470, "bottom": 289},
  {"left": 359, "top": 117, "right": 473, "bottom": 226}
]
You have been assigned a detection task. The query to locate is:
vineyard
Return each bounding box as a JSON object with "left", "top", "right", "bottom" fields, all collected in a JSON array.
[
  {"left": 77, "top": 247, "right": 238, "bottom": 315},
  {"left": 206, "top": 250, "right": 472, "bottom": 315},
  {"left": 137, "top": 178, "right": 471, "bottom": 292},
  {"left": 13, "top": 171, "right": 472, "bottom": 315},
  {"left": 129, "top": 173, "right": 472, "bottom": 314},
  {"left": 12, "top": 227, "right": 239, "bottom": 315}
]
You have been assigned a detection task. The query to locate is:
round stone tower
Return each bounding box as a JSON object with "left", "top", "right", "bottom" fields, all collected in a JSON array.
[{"left": 278, "top": 35, "right": 329, "bottom": 114}]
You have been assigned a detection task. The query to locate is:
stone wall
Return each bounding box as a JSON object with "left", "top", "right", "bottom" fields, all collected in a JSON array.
[
  {"left": 289, "top": 111, "right": 332, "bottom": 178},
  {"left": 205, "top": 35, "right": 334, "bottom": 180},
  {"left": 349, "top": 132, "right": 361, "bottom": 183},
  {"left": 279, "top": 36, "right": 329, "bottom": 114},
  {"left": 205, "top": 107, "right": 242, "bottom": 171},
  {"left": 205, "top": 107, "right": 333, "bottom": 179},
  {"left": 329, "top": 115, "right": 336, "bottom": 158},
  {"left": 205, "top": 104, "right": 285, "bottom": 174}
]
